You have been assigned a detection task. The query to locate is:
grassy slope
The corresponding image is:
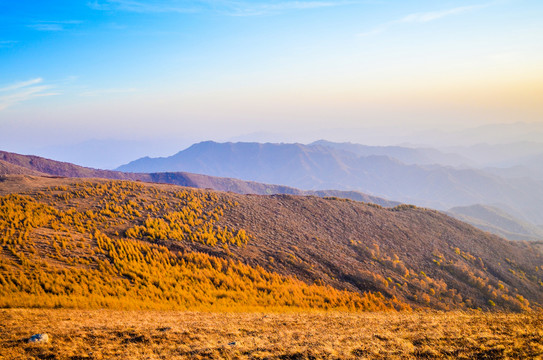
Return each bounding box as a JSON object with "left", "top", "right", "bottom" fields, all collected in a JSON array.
[
  {"left": 1, "top": 175, "right": 542, "bottom": 312},
  {"left": 0, "top": 176, "right": 402, "bottom": 312}
]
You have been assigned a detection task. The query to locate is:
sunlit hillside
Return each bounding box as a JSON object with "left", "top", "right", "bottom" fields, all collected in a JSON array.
[
  {"left": 1, "top": 175, "right": 541, "bottom": 312},
  {"left": 0, "top": 176, "right": 402, "bottom": 312}
]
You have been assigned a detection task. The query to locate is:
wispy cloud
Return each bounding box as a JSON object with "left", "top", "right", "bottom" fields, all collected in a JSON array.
[
  {"left": 0, "top": 40, "right": 18, "bottom": 48},
  {"left": 358, "top": 3, "right": 492, "bottom": 37},
  {"left": 225, "top": 1, "right": 360, "bottom": 16},
  {"left": 80, "top": 88, "right": 138, "bottom": 96},
  {"left": 28, "top": 20, "right": 83, "bottom": 32},
  {"left": 0, "top": 78, "right": 44, "bottom": 92},
  {"left": 398, "top": 4, "right": 488, "bottom": 23},
  {"left": 29, "top": 23, "right": 65, "bottom": 31},
  {"left": 0, "top": 78, "right": 59, "bottom": 111},
  {"left": 88, "top": 0, "right": 196, "bottom": 13},
  {"left": 88, "top": 0, "right": 360, "bottom": 16}
]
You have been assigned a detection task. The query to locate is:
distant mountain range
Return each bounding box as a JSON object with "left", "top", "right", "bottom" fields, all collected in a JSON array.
[
  {"left": 444, "top": 141, "right": 543, "bottom": 167},
  {"left": 0, "top": 150, "right": 397, "bottom": 207},
  {"left": 2, "top": 145, "right": 542, "bottom": 241},
  {"left": 117, "top": 141, "right": 543, "bottom": 226},
  {"left": 310, "top": 140, "right": 472, "bottom": 167}
]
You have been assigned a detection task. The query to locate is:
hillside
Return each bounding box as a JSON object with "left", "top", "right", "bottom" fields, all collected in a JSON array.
[
  {"left": 0, "top": 160, "right": 46, "bottom": 176},
  {"left": 116, "top": 141, "right": 543, "bottom": 225},
  {"left": 0, "top": 151, "right": 141, "bottom": 180},
  {"left": 1, "top": 175, "right": 542, "bottom": 312},
  {"left": 0, "top": 150, "right": 396, "bottom": 207},
  {"left": 447, "top": 204, "right": 543, "bottom": 241}
]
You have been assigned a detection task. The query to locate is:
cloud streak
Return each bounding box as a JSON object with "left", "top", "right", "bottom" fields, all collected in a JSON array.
[
  {"left": 0, "top": 40, "right": 18, "bottom": 48},
  {"left": 88, "top": 0, "right": 196, "bottom": 13},
  {"left": 225, "top": 1, "right": 360, "bottom": 16},
  {"left": 88, "top": 0, "right": 360, "bottom": 16},
  {"left": 79, "top": 88, "right": 138, "bottom": 97},
  {"left": 0, "top": 78, "right": 59, "bottom": 111},
  {"left": 28, "top": 20, "right": 83, "bottom": 32},
  {"left": 358, "top": 3, "right": 492, "bottom": 37},
  {"left": 398, "top": 4, "right": 488, "bottom": 23}
]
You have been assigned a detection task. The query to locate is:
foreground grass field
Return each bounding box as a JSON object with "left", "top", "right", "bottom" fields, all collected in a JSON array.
[{"left": 1, "top": 309, "right": 542, "bottom": 359}]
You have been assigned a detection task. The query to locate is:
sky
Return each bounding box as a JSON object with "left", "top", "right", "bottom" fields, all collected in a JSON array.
[{"left": 1, "top": 0, "right": 543, "bottom": 167}]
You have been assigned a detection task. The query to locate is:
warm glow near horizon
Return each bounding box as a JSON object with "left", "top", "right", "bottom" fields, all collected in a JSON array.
[{"left": 1, "top": 0, "right": 543, "bottom": 157}]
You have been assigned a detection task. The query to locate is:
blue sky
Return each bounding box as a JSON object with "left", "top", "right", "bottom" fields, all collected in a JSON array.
[{"left": 1, "top": 0, "right": 543, "bottom": 166}]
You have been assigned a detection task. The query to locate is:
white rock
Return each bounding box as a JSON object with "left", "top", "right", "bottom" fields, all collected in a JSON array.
[{"left": 28, "top": 333, "right": 49, "bottom": 343}]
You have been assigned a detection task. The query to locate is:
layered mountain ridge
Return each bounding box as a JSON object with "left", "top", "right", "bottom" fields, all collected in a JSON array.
[
  {"left": 117, "top": 141, "right": 543, "bottom": 225},
  {"left": 3, "top": 146, "right": 543, "bottom": 241},
  {"left": 0, "top": 150, "right": 397, "bottom": 207}
]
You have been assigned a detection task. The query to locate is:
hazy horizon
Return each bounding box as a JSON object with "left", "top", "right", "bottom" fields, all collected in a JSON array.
[
  {"left": 2, "top": 121, "right": 543, "bottom": 169},
  {"left": 2, "top": 0, "right": 543, "bottom": 168}
]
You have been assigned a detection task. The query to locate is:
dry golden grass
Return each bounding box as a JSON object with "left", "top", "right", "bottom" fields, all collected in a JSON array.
[{"left": 1, "top": 309, "right": 542, "bottom": 359}]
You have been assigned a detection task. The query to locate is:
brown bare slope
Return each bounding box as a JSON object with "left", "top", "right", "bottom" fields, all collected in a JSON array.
[
  {"left": 219, "top": 193, "right": 542, "bottom": 310},
  {"left": 0, "top": 160, "right": 48, "bottom": 176},
  {"left": 0, "top": 150, "right": 397, "bottom": 207},
  {"left": 0, "top": 151, "right": 140, "bottom": 180},
  {"left": 1, "top": 175, "right": 541, "bottom": 311}
]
